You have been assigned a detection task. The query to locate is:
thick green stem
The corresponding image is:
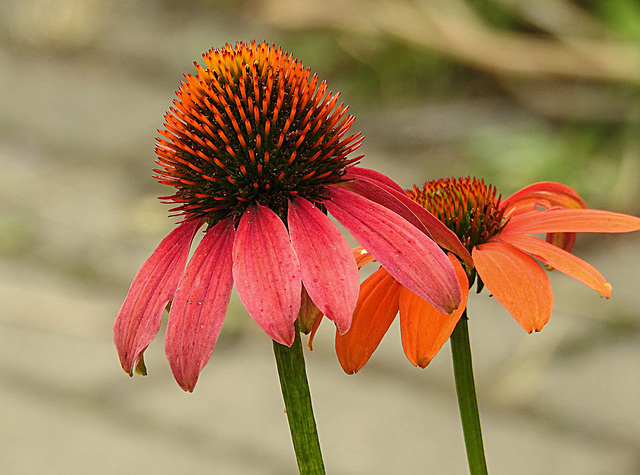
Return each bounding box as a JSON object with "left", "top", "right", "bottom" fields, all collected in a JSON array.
[
  {"left": 273, "top": 329, "right": 325, "bottom": 474},
  {"left": 450, "top": 311, "right": 488, "bottom": 475}
]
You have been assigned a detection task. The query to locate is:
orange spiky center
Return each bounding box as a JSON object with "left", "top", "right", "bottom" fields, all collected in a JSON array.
[
  {"left": 154, "top": 41, "right": 363, "bottom": 224},
  {"left": 408, "top": 177, "right": 506, "bottom": 252}
]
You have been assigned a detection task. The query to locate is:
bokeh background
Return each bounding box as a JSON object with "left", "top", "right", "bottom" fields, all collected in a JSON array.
[{"left": 1, "top": 0, "right": 639, "bottom": 473}]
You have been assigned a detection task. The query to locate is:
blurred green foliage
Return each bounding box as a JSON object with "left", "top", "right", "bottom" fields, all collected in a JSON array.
[{"left": 590, "top": 0, "right": 640, "bottom": 41}]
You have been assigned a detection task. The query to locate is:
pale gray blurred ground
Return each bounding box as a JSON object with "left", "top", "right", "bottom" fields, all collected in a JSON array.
[{"left": 0, "top": 1, "right": 639, "bottom": 474}]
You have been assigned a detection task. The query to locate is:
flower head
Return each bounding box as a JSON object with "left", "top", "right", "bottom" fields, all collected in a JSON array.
[
  {"left": 114, "top": 42, "right": 464, "bottom": 391},
  {"left": 155, "top": 41, "right": 361, "bottom": 224},
  {"left": 334, "top": 177, "right": 640, "bottom": 373}
]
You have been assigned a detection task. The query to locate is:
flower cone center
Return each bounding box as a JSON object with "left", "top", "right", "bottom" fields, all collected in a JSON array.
[
  {"left": 154, "top": 41, "right": 362, "bottom": 224},
  {"left": 408, "top": 177, "right": 505, "bottom": 252}
]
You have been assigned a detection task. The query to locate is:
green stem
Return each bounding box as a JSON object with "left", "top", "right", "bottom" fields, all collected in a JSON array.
[
  {"left": 450, "top": 310, "right": 488, "bottom": 475},
  {"left": 273, "top": 329, "right": 326, "bottom": 474}
]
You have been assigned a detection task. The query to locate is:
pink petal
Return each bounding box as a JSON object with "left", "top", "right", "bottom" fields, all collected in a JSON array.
[
  {"left": 503, "top": 209, "right": 640, "bottom": 234},
  {"left": 326, "top": 185, "right": 461, "bottom": 314},
  {"left": 343, "top": 168, "right": 473, "bottom": 267},
  {"left": 113, "top": 219, "right": 203, "bottom": 375},
  {"left": 288, "top": 197, "right": 359, "bottom": 334},
  {"left": 473, "top": 242, "right": 553, "bottom": 333},
  {"left": 233, "top": 204, "right": 301, "bottom": 346},
  {"left": 165, "top": 218, "right": 235, "bottom": 392},
  {"left": 349, "top": 166, "right": 405, "bottom": 193},
  {"left": 496, "top": 233, "right": 612, "bottom": 298}
]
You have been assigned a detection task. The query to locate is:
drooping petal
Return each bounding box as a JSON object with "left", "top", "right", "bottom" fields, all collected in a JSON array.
[
  {"left": 335, "top": 268, "right": 402, "bottom": 374},
  {"left": 288, "top": 196, "right": 359, "bottom": 334},
  {"left": 306, "top": 311, "right": 324, "bottom": 351},
  {"left": 473, "top": 242, "right": 553, "bottom": 333},
  {"left": 297, "top": 285, "right": 323, "bottom": 334},
  {"left": 114, "top": 219, "right": 203, "bottom": 376},
  {"left": 500, "top": 182, "right": 587, "bottom": 217},
  {"left": 503, "top": 209, "right": 640, "bottom": 235},
  {"left": 496, "top": 233, "right": 612, "bottom": 298},
  {"left": 165, "top": 218, "right": 235, "bottom": 392},
  {"left": 500, "top": 181, "right": 588, "bottom": 253},
  {"left": 343, "top": 169, "right": 473, "bottom": 267},
  {"left": 399, "top": 254, "right": 469, "bottom": 368},
  {"left": 326, "top": 185, "right": 461, "bottom": 314},
  {"left": 233, "top": 204, "right": 301, "bottom": 346}
]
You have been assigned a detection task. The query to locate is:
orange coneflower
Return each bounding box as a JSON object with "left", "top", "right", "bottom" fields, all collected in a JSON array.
[
  {"left": 113, "top": 42, "right": 466, "bottom": 392},
  {"left": 331, "top": 177, "right": 640, "bottom": 373}
]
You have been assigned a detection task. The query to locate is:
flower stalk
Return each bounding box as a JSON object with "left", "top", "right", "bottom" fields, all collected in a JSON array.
[
  {"left": 273, "top": 325, "right": 326, "bottom": 474},
  {"left": 450, "top": 310, "right": 488, "bottom": 475}
]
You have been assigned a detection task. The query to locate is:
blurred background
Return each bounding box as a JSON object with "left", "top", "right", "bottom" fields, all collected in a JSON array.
[{"left": 1, "top": 0, "right": 639, "bottom": 473}]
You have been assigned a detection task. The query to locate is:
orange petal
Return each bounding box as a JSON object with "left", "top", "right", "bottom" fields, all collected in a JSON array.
[
  {"left": 503, "top": 209, "right": 640, "bottom": 235},
  {"left": 352, "top": 247, "right": 376, "bottom": 269},
  {"left": 500, "top": 182, "right": 588, "bottom": 253},
  {"left": 496, "top": 234, "right": 611, "bottom": 298},
  {"left": 473, "top": 242, "right": 553, "bottom": 333},
  {"left": 306, "top": 313, "right": 324, "bottom": 351},
  {"left": 399, "top": 254, "right": 469, "bottom": 368},
  {"left": 500, "top": 181, "right": 586, "bottom": 217},
  {"left": 335, "top": 268, "right": 401, "bottom": 374}
]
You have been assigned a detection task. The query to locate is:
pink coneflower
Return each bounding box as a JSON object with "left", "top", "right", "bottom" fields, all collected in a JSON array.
[{"left": 114, "top": 41, "right": 466, "bottom": 391}]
